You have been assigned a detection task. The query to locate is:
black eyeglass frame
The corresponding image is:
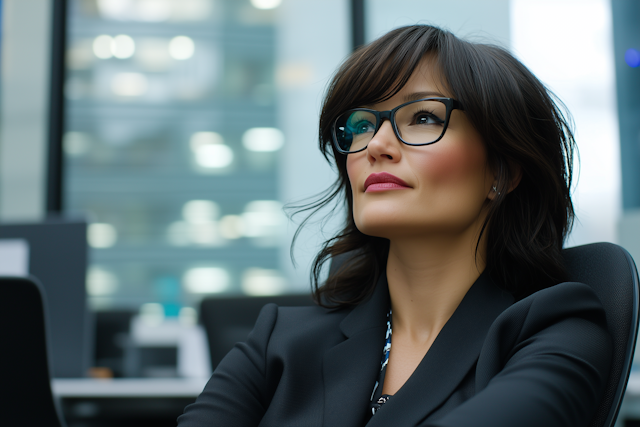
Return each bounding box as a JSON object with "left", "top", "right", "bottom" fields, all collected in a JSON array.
[{"left": 331, "top": 97, "right": 465, "bottom": 154}]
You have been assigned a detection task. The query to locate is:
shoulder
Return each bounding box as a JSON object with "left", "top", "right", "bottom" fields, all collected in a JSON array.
[
  {"left": 497, "top": 281, "right": 608, "bottom": 334},
  {"left": 255, "top": 302, "right": 350, "bottom": 329},
  {"left": 252, "top": 303, "right": 351, "bottom": 353},
  {"left": 477, "top": 281, "right": 612, "bottom": 386}
]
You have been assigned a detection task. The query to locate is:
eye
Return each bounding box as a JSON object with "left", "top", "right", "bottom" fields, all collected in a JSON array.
[
  {"left": 349, "top": 119, "right": 375, "bottom": 135},
  {"left": 412, "top": 111, "right": 443, "bottom": 126}
]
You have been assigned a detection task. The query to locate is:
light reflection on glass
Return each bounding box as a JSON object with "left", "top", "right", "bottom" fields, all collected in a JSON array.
[
  {"left": 219, "top": 215, "right": 244, "bottom": 240},
  {"left": 111, "top": 72, "right": 148, "bottom": 97},
  {"left": 182, "top": 200, "right": 220, "bottom": 224},
  {"left": 87, "top": 266, "right": 119, "bottom": 296},
  {"left": 112, "top": 34, "right": 136, "bottom": 59},
  {"left": 242, "top": 127, "right": 284, "bottom": 152},
  {"left": 96, "top": 0, "right": 214, "bottom": 22},
  {"left": 93, "top": 35, "right": 113, "bottom": 59},
  {"left": 63, "top": 132, "right": 92, "bottom": 157},
  {"left": 250, "top": 0, "right": 282, "bottom": 10},
  {"left": 189, "top": 132, "right": 233, "bottom": 169},
  {"left": 183, "top": 267, "right": 230, "bottom": 294},
  {"left": 241, "top": 200, "right": 286, "bottom": 246},
  {"left": 169, "top": 36, "right": 195, "bottom": 60},
  {"left": 88, "top": 223, "right": 118, "bottom": 248},
  {"left": 241, "top": 268, "right": 286, "bottom": 296}
]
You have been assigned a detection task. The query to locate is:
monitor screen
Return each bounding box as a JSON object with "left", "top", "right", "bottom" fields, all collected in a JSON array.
[{"left": 0, "top": 218, "right": 91, "bottom": 378}]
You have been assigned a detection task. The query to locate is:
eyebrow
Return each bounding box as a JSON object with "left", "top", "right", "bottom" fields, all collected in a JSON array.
[{"left": 403, "top": 91, "right": 446, "bottom": 102}]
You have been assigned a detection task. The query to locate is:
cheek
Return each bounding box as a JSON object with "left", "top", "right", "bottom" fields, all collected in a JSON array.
[
  {"left": 413, "top": 139, "right": 488, "bottom": 187},
  {"left": 346, "top": 153, "right": 364, "bottom": 190}
]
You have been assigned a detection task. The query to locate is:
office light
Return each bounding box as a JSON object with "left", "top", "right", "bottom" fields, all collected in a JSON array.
[
  {"left": 137, "top": 0, "right": 172, "bottom": 22},
  {"left": 242, "top": 127, "right": 284, "bottom": 152},
  {"left": 183, "top": 267, "right": 229, "bottom": 294},
  {"left": 190, "top": 132, "right": 233, "bottom": 169},
  {"left": 86, "top": 266, "right": 119, "bottom": 296},
  {"left": 111, "top": 72, "right": 148, "bottom": 97},
  {"left": 63, "top": 132, "right": 91, "bottom": 156},
  {"left": 241, "top": 268, "right": 286, "bottom": 296},
  {"left": 88, "top": 223, "right": 118, "bottom": 248},
  {"left": 182, "top": 200, "right": 220, "bottom": 224},
  {"left": 251, "top": 0, "right": 282, "bottom": 10},
  {"left": 93, "top": 35, "right": 113, "bottom": 59},
  {"left": 169, "top": 36, "right": 195, "bottom": 60},
  {"left": 96, "top": 0, "right": 129, "bottom": 20},
  {"left": 112, "top": 34, "right": 135, "bottom": 59},
  {"left": 241, "top": 200, "right": 285, "bottom": 247},
  {"left": 219, "top": 215, "right": 244, "bottom": 240}
]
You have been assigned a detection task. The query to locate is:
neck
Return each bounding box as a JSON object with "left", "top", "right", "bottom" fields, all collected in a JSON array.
[{"left": 386, "top": 231, "right": 486, "bottom": 343}]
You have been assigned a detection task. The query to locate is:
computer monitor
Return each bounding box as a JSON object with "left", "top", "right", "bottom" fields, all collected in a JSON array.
[{"left": 0, "top": 218, "right": 91, "bottom": 378}]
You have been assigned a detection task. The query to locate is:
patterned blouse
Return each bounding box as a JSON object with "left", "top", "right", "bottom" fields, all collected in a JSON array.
[{"left": 370, "top": 310, "right": 393, "bottom": 416}]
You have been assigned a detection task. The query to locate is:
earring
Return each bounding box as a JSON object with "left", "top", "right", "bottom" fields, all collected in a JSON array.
[{"left": 492, "top": 185, "right": 497, "bottom": 192}]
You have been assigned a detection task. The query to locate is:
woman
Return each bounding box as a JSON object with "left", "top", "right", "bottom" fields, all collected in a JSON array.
[{"left": 178, "top": 25, "right": 612, "bottom": 427}]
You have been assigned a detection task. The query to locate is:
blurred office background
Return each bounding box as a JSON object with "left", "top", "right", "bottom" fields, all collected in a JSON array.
[
  {"left": 1, "top": 0, "right": 639, "bottom": 424},
  {"left": 1, "top": 0, "right": 629, "bottom": 315}
]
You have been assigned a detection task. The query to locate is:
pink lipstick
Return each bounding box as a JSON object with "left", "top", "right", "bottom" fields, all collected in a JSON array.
[{"left": 364, "top": 172, "right": 411, "bottom": 193}]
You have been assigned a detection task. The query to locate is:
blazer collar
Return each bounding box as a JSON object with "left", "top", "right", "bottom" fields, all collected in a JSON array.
[
  {"left": 322, "top": 274, "right": 390, "bottom": 427},
  {"left": 321, "top": 271, "right": 514, "bottom": 427},
  {"left": 366, "top": 271, "right": 514, "bottom": 426},
  {"left": 340, "top": 274, "right": 390, "bottom": 337}
]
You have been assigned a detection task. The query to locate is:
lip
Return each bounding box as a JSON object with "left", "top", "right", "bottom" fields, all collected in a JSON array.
[{"left": 364, "top": 172, "right": 411, "bottom": 193}]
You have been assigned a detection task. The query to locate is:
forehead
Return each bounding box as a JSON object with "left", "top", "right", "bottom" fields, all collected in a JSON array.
[
  {"left": 367, "top": 56, "right": 451, "bottom": 109},
  {"left": 398, "top": 57, "right": 450, "bottom": 98}
]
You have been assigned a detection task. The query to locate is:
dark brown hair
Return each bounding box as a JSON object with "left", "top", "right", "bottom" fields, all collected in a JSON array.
[{"left": 292, "top": 25, "right": 575, "bottom": 307}]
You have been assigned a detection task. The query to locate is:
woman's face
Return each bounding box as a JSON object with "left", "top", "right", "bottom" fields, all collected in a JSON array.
[{"left": 346, "top": 59, "right": 495, "bottom": 241}]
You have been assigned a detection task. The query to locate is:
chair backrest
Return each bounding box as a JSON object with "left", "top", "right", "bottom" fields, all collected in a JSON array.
[
  {"left": 0, "top": 276, "right": 66, "bottom": 427},
  {"left": 200, "top": 294, "right": 315, "bottom": 369},
  {"left": 563, "top": 242, "right": 640, "bottom": 427}
]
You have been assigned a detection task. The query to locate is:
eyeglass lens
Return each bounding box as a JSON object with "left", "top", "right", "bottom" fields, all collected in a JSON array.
[{"left": 335, "top": 100, "right": 448, "bottom": 152}]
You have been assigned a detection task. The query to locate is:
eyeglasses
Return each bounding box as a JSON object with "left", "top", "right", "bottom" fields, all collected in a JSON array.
[{"left": 331, "top": 97, "right": 464, "bottom": 154}]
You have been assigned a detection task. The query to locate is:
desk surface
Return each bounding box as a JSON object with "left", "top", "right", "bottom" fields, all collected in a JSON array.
[
  {"left": 52, "top": 378, "right": 209, "bottom": 398},
  {"left": 48, "top": 373, "right": 640, "bottom": 425},
  {"left": 52, "top": 372, "right": 640, "bottom": 399},
  {"left": 53, "top": 372, "right": 640, "bottom": 398}
]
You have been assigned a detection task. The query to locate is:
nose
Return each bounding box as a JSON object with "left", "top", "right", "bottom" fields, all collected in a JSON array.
[{"left": 366, "top": 120, "right": 402, "bottom": 164}]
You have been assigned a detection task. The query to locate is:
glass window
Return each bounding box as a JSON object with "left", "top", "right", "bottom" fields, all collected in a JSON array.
[{"left": 64, "top": 0, "right": 349, "bottom": 311}]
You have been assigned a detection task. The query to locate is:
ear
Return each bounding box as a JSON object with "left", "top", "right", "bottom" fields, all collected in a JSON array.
[
  {"left": 487, "top": 162, "right": 522, "bottom": 200},
  {"left": 506, "top": 163, "right": 522, "bottom": 193}
]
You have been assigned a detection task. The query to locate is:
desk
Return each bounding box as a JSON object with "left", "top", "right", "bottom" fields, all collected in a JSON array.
[
  {"left": 52, "top": 378, "right": 208, "bottom": 427},
  {"left": 53, "top": 375, "right": 640, "bottom": 426}
]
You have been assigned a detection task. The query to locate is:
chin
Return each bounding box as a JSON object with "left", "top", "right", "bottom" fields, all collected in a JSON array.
[
  {"left": 354, "top": 215, "right": 409, "bottom": 239},
  {"left": 353, "top": 201, "right": 416, "bottom": 237}
]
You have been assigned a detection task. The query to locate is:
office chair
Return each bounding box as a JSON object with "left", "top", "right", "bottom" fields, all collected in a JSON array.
[
  {"left": 200, "top": 293, "right": 314, "bottom": 369},
  {"left": 0, "top": 276, "right": 67, "bottom": 427},
  {"left": 563, "top": 243, "right": 639, "bottom": 427}
]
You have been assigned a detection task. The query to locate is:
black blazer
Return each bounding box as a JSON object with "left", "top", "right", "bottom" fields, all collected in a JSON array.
[{"left": 178, "top": 272, "right": 612, "bottom": 427}]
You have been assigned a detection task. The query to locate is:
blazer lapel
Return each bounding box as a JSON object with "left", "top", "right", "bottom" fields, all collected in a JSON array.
[
  {"left": 366, "top": 272, "right": 514, "bottom": 427},
  {"left": 322, "top": 275, "right": 390, "bottom": 427}
]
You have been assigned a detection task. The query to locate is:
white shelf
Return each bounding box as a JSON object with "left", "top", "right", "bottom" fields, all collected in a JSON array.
[{"left": 51, "top": 378, "right": 208, "bottom": 398}]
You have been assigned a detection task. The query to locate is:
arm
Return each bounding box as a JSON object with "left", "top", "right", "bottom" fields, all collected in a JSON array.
[
  {"left": 177, "top": 303, "right": 278, "bottom": 427},
  {"left": 425, "top": 282, "right": 613, "bottom": 427}
]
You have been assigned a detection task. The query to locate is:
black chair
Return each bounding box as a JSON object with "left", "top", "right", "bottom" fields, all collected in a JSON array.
[
  {"left": 0, "top": 276, "right": 67, "bottom": 427},
  {"left": 200, "top": 294, "right": 314, "bottom": 369},
  {"left": 563, "top": 243, "right": 639, "bottom": 427}
]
